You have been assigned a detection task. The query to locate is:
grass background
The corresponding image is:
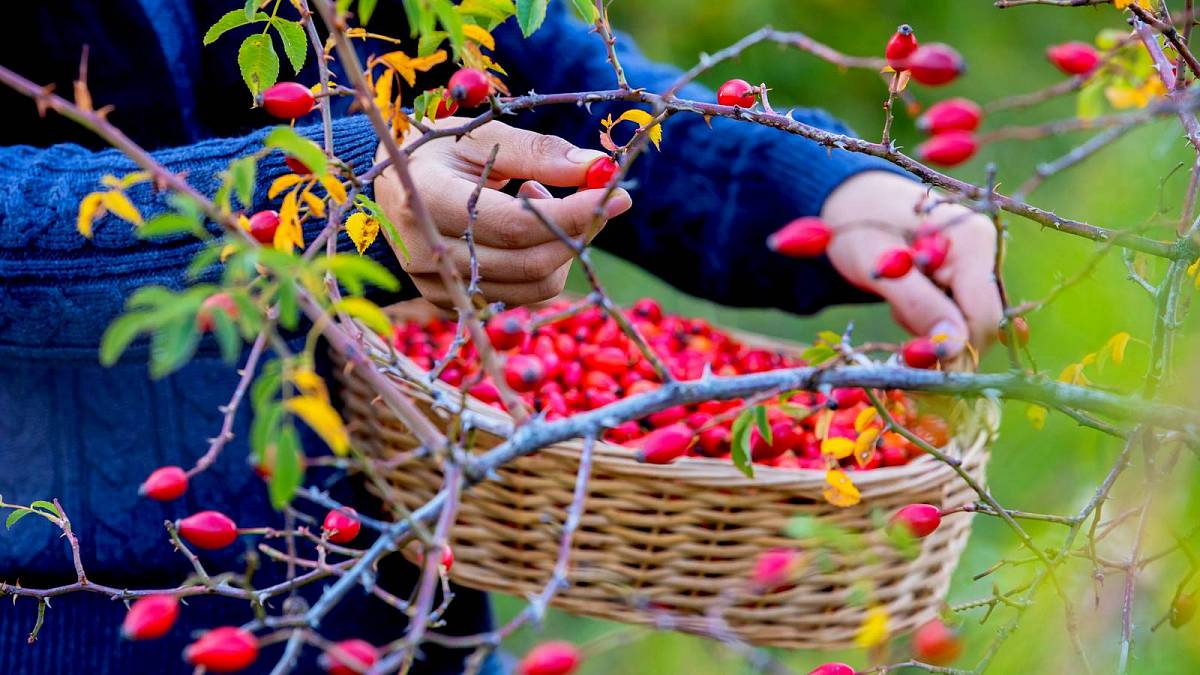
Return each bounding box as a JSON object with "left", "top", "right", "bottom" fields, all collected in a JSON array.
[{"left": 492, "top": 1, "right": 1200, "bottom": 672}]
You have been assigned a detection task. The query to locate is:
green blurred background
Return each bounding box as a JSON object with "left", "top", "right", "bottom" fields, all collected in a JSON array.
[{"left": 494, "top": 1, "right": 1200, "bottom": 673}]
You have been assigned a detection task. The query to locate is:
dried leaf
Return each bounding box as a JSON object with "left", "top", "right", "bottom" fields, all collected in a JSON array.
[
  {"left": 1107, "top": 332, "right": 1131, "bottom": 365},
  {"left": 285, "top": 395, "right": 349, "bottom": 455},
  {"left": 821, "top": 436, "right": 855, "bottom": 460},
  {"left": 301, "top": 190, "right": 326, "bottom": 219},
  {"left": 854, "top": 427, "right": 880, "bottom": 468},
  {"left": 345, "top": 211, "right": 380, "bottom": 255},
  {"left": 462, "top": 24, "right": 495, "bottom": 51},
  {"left": 854, "top": 406, "right": 879, "bottom": 433},
  {"left": 823, "top": 468, "right": 861, "bottom": 508},
  {"left": 320, "top": 175, "right": 348, "bottom": 205},
  {"left": 379, "top": 49, "right": 448, "bottom": 86}
]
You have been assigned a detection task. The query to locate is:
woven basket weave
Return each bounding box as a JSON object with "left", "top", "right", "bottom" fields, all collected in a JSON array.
[{"left": 334, "top": 300, "right": 997, "bottom": 649}]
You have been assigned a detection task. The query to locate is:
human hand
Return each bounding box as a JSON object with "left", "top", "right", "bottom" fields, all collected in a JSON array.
[
  {"left": 373, "top": 118, "right": 632, "bottom": 308},
  {"left": 821, "top": 171, "right": 1004, "bottom": 356}
]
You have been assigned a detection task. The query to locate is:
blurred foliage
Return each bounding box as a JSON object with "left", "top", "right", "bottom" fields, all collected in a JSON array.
[{"left": 496, "top": 1, "right": 1200, "bottom": 673}]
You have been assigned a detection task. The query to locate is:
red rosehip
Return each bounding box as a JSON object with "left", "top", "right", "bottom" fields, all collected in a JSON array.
[
  {"left": 808, "top": 664, "right": 855, "bottom": 675},
  {"left": 261, "top": 82, "right": 315, "bottom": 119},
  {"left": 184, "top": 626, "right": 259, "bottom": 673},
  {"left": 178, "top": 511, "right": 239, "bottom": 550},
  {"left": 912, "top": 231, "right": 951, "bottom": 274},
  {"left": 631, "top": 297, "right": 663, "bottom": 323},
  {"left": 697, "top": 425, "right": 731, "bottom": 457},
  {"left": 885, "top": 24, "right": 918, "bottom": 71},
  {"left": 912, "top": 619, "right": 963, "bottom": 666},
  {"left": 750, "top": 548, "right": 802, "bottom": 591},
  {"left": 197, "top": 293, "right": 239, "bottom": 333},
  {"left": 323, "top": 507, "right": 362, "bottom": 545},
  {"left": 906, "top": 44, "right": 965, "bottom": 86},
  {"left": 434, "top": 94, "right": 459, "bottom": 119},
  {"left": 584, "top": 156, "right": 619, "bottom": 190},
  {"left": 1047, "top": 42, "right": 1100, "bottom": 76},
  {"left": 121, "top": 595, "right": 179, "bottom": 640},
  {"left": 247, "top": 209, "right": 281, "bottom": 245},
  {"left": 486, "top": 310, "right": 528, "bottom": 350},
  {"left": 320, "top": 639, "right": 379, "bottom": 675},
  {"left": 890, "top": 503, "right": 942, "bottom": 538},
  {"left": 716, "top": 78, "right": 757, "bottom": 108},
  {"left": 518, "top": 641, "right": 582, "bottom": 675},
  {"left": 767, "top": 217, "right": 833, "bottom": 258},
  {"left": 901, "top": 337, "right": 942, "bottom": 369},
  {"left": 139, "top": 466, "right": 188, "bottom": 501},
  {"left": 447, "top": 68, "right": 491, "bottom": 108},
  {"left": 634, "top": 423, "right": 694, "bottom": 464},
  {"left": 285, "top": 156, "right": 312, "bottom": 175},
  {"left": 917, "top": 131, "right": 977, "bottom": 167},
  {"left": 997, "top": 317, "right": 1030, "bottom": 348},
  {"left": 504, "top": 354, "right": 546, "bottom": 392},
  {"left": 872, "top": 248, "right": 915, "bottom": 279},
  {"left": 917, "top": 98, "right": 982, "bottom": 134}
]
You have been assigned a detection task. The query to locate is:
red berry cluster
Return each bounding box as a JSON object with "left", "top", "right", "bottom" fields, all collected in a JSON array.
[
  {"left": 916, "top": 98, "right": 981, "bottom": 167},
  {"left": 394, "top": 299, "right": 950, "bottom": 471},
  {"left": 885, "top": 25, "right": 964, "bottom": 87}
]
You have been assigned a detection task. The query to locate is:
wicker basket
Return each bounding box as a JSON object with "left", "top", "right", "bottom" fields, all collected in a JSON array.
[{"left": 334, "top": 300, "right": 997, "bottom": 649}]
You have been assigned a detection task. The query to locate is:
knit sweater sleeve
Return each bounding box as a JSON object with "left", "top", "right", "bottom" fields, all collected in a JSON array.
[
  {"left": 495, "top": 5, "right": 914, "bottom": 315},
  {"left": 0, "top": 116, "right": 382, "bottom": 359}
]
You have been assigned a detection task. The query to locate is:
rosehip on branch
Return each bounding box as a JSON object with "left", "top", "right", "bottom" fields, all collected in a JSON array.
[
  {"left": 634, "top": 423, "right": 694, "bottom": 464},
  {"left": 890, "top": 503, "right": 942, "bottom": 538},
  {"left": 885, "top": 24, "right": 918, "bottom": 71},
  {"left": 912, "top": 619, "right": 963, "bottom": 666},
  {"left": 285, "top": 156, "right": 312, "bottom": 175},
  {"left": 767, "top": 217, "right": 833, "bottom": 258},
  {"left": 917, "top": 98, "right": 982, "bottom": 134},
  {"left": 584, "top": 156, "right": 619, "bottom": 190},
  {"left": 997, "top": 316, "right": 1030, "bottom": 348},
  {"left": 121, "top": 594, "right": 179, "bottom": 640},
  {"left": 197, "top": 293, "right": 239, "bottom": 333},
  {"left": 320, "top": 639, "right": 379, "bottom": 675},
  {"left": 247, "top": 209, "right": 280, "bottom": 245},
  {"left": 323, "top": 507, "right": 362, "bottom": 545},
  {"left": 917, "top": 131, "right": 977, "bottom": 167},
  {"left": 184, "top": 626, "right": 259, "bottom": 673},
  {"left": 901, "top": 337, "right": 942, "bottom": 369},
  {"left": 808, "top": 664, "right": 855, "bottom": 675},
  {"left": 717, "top": 78, "right": 757, "bottom": 107},
  {"left": 1047, "top": 41, "right": 1100, "bottom": 75},
  {"left": 178, "top": 510, "right": 239, "bottom": 550},
  {"left": 447, "top": 68, "right": 491, "bottom": 108},
  {"left": 261, "top": 82, "right": 315, "bottom": 119},
  {"left": 139, "top": 466, "right": 188, "bottom": 501},
  {"left": 434, "top": 94, "right": 459, "bottom": 119},
  {"left": 872, "top": 248, "right": 915, "bottom": 279},
  {"left": 518, "top": 641, "right": 582, "bottom": 675},
  {"left": 906, "top": 44, "right": 965, "bottom": 86}
]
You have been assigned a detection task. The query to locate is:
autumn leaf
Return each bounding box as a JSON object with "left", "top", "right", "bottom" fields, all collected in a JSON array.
[
  {"left": 1106, "top": 332, "right": 1131, "bottom": 365},
  {"left": 276, "top": 190, "right": 304, "bottom": 252},
  {"left": 290, "top": 368, "right": 329, "bottom": 400},
  {"left": 269, "top": 174, "right": 306, "bottom": 199},
  {"left": 1027, "top": 404, "right": 1048, "bottom": 430},
  {"left": 285, "top": 395, "right": 349, "bottom": 455},
  {"left": 320, "top": 175, "right": 348, "bottom": 205},
  {"left": 1058, "top": 362, "right": 1090, "bottom": 386},
  {"left": 1114, "top": 0, "right": 1153, "bottom": 9},
  {"left": 101, "top": 191, "right": 143, "bottom": 226},
  {"left": 823, "top": 468, "right": 861, "bottom": 508},
  {"left": 462, "top": 24, "right": 495, "bottom": 51},
  {"left": 77, "top": 192, "right": 106, "bottom": 238},
  {"left": 614, "top": 109, "right": 663, "bottom": 150},
  {"left": 854, "top": 406, "right": 879, "bottom": 433},
  {"left": 855, "top": 606, "right": 890, "bottom": 648},
  {"left": 345, "top": 211, "right": 380, "bottom": 255},
  {"left": 380, "top": 50, "right": 448, "bottom": 86},
  {"left": 821, "top": 436, "right": 854, "bottom": 460},
  {"left": 374, "top": 68, "right": 395, "bottom": 121},
  {"left": 854, "top": 427, "right": 880, "bottom": 468},
  {"left": 300, "top": 190, "right": 326, "bottom": 219}
]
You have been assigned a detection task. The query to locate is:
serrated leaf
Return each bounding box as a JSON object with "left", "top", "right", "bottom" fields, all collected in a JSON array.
[
  {"left": 264, "top": 126, "right": 327, "bottom": 178},
  {"left": 569, "top": 0, "right": 598, "bottom": 22},
  {"left": 204, "top": 10, "right": 269, "bottom": 45},
  {"left": 379, "top": 50, "right": 448, "bottom": 87},
  {"left": 140, "top": 212, "right": 206, "bottom": 240},
  {"left": 150, "top": 315, "right": 202, "bottom": 379},
  {"left": 285, "top": 395, "right": 349, "bottom": 455},
  {"left": 238, "top": 33, "right": 280, "bottom": 96},
  {"left": 430, "top": 0, "right": 465, "bottom": 56},
  {"left": 345, "top": 211, "right": 380, "bottom": 255},
  {"left": 462, "top": 24, "right": 495, "bottom": 51},
  {"left": 30, "top": 500, "right": 59, "bottom": 517},
  {"left": 515, "top": 0, "right": 548, "bottom": 37},
  {"left": 800, "top": 343, "right": 838, "bottom": 365},
  {"left": 6, "top": 509, "right": 32, "bottom": 529},
  {"left": 354, "top": 195, "right": 407, "bottom": 261},
  {"left": 270, "top": 18, "right": 308, "bottom": 74},
  {"left": 319, "top": 175, "right": 347, "bottom": 205},
  {"left": 320, "top": 254, "right": 401, "bottom": 294},
  {"left": 459, "top": 0, "right": 515, "bottom": 23},
  {"left": 244, "top": 0, "right": 258, "bottom": 21}
]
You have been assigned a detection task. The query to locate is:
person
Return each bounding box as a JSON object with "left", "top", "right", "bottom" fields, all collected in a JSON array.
[{"left": 0, "top": 1, "right": 1001, "bottom": 673}]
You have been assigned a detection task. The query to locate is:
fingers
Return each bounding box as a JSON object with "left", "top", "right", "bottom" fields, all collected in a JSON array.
[
  {"left": 411, "top": 262, "right": 572, "bottom": 308},
  {"left": 939, "top": 220, "right": 1004, "bottom": 351},
  {"left": 458, "top": 121, "right": 609, "bottom": 187}
]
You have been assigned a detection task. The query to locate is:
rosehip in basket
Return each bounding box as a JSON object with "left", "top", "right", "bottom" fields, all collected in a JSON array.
[
  {"left": 1047, "top": 41, "right": 1099, "bottom": 75},
  {"left": 912, "top": 618, "right": 963, "bottom": 665},
  {"left": 121, "top": 594, "right": 179, "bottom": 640},
  {"left": 906, "top": 44, "right": 965, "bottom": 86},
  {"left": 504, "top": 354, "right": 546, "bottom": 392},
  {"left": 873, "top": 248, "right": 915, "bottom": 279},
  {"left": 886, "top": 24, "right": 918, "bottom": 71},
  {"left": 184, "top": 626, "right": 259, "bottom": 672},
  {"left": 139, "top": 465, "right": 188, "bottom": 501},
  {"left": 717, "top": 78, "right": 757, "bottom": 107},
  {"left": 890, "top": 503, "right": 942, "bottom": 538},
  {"left": 178, "top": 510, "right": 238, "bottom": 550},
  {"left": 519, "top": 641, "right": 582, "bottom": 675},
  {"left": 917, "top": 131, "right": 977, "bottom": 167},
  {"left": 447, "top": 68, "right": 491, "bottom": 108},
  {"left": 323, "top": 507, "right": 362, "bottom": 544},
  {"left": 320, "top": 639, "right": 379, "bottom": 675},
  {"left": 634, "top": 423, "right": 694, "bottom": 464},
  {"left": 767, "top": 217, "right": 833, "bottom": 258},
  {"left": 486, "top": 310, "right": 528, "bottom": 350},
  {"left": 261, "top": 82, "right": 315, "bottom": 119}
]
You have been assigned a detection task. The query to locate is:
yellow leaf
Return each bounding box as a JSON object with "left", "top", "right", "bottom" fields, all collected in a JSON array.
[
  {"left": 380, "top": 50, "right": 448, "bottom": 86},
  {"left": 814, "top": 408, "right": 833, "bottom": 440},
  {"left": 854, "top": 406, "right": 879, "bottom": 434},
  {"left": 463, "top": 24, "right": 495, "bottom": 51},
  {"left": 854, "top": 427, "right": 880, "bottom": 468},
  {"left": 1107, "top": 332, "right": 1131, "bottom": 365},
  {"left": 320, "top": 175, "right": 347, "bottom": 205},
  {"left": 615, "top": 108, "right": 662, "bottom": 150},
  {"left": 1080, "top": 352, "right": 1098, "bottom": 367},
  {"left": 823, "top": 468, "right": 861, "bottom": 508},
  {"left": 100, "top": 171, "right": 152, "bottom": 189},
  {"left": 269, "top": 174, "right": 306, "bottom": 199},
  {"left": 77, "top": 192, "right": 106, "bottom": 238},
  {"left": 101, "top": 191, "right": 143, "bottom": 225},
  {"left": 277, "top": 190, "right": 303, "bottom": 252},
  {"left": 855, "top": 606, "right": 890, "bottom": 649},
  {"left": 1187, "top": 258, "right": 1200, "bottom": 278},
  {"left": 1105, "top": 85, "right": 1142, "bottom": 110},
  {"left": 345, "top": 211, "right": 380, "bottom": 255},
  {"left": 821, "top": 436, "right": 855, "bottom": 460},
  {"left": 335, "top": 297, "right": 392, "bottom": 335},
  {"left": 290, "top": 368, "right": 329, "bottom": 400},
  {"left": 1114, "top": 0, "right": 1153, "bottom": 10},
  {"left": 1027, "top": 404, "right": 1047, "bottom": 430},
  {"left": 285, "top": 395, "right": 349, "bottom": 455},
  {"left": 374, "top": 69, "right": 394, "bottom": 120},
  {"left": 301, "top": 190, "right": 326, "bottom": 219},
  {"left": 220, "top": 243, "right": 238, "bottom": 262}
]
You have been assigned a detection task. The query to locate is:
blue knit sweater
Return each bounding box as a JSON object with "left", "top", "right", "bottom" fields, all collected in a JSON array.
[{"left": 0, "top": 1, "right": 902, "bottom": 673}]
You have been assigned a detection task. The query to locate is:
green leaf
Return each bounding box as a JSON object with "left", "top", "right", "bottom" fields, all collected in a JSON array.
[
  {"left": 268, "top": 424, "right": 304, "bottom": 509},
  {"left": 359, "top": 0, "right": 379, "bottom": 24},
  {"left": 149, "top": 316, "right": 202, "bottom": 379},
  {"left": 800, "top": 343, "right": 838, "bottom": 366},
  {"left": 354, "top": 195, "right": 407, "bottom": 261},
  {"left": 401, "top": 0, "right": 425, "bottom": 37},
  {"left": 6, "top": 509, "right": 32, "bottom": 529},
  {"left": 188, "top": 243, "right": 226, "bottom": 280},
  {"left": 204, "top": 10, "right": 269, "bottom": 45},
  {"left": 320, "top": 253, "right": 402, "bottom": 293},
  {"left": 1077, "top": 79, "right": 1108, "bottom": 120},
  {"left": 251, "top": 361, "right": 283, "bottom": 412},
  {"left": 515, "top": 0, "right": 548, "bottom": 37},
  {"left": 270, "top": 18, "right": 308, "bottom": 74},
  {"left": 100, "top": 313, "right": 154, "bottom": 366},
  {"left": 418, "top": 31, "right": 449, "bottom": 57},
  {"left": 816, "top": 330, "right": 842, "bottom": 346},
  {"left": 140, "top": 212, "right": 206, "bottom": 240},
  {"left": 567, "top": 0, "right": 597, "bottom": 23},
  {"left": 238, "top": 33, "right": 280, "bottom": 97},
  {"left": 229, "top": 155, "right": 258, "bottom": 208},
  {"left": 211, "top": 309, "right": 242, "bottom": 364},
  {"left": 334, "top": 297, "right": 392, "bottom": 335},
  {"left": 30, "top": 500, "right": 59, "bottom": 517},
  {"left": 460, "top": 0, "right": 516, "bottom": 23},
  {"left": 753, "top": 405, "right": 772, "bottom": 445},
  {"left": 275, "top": 281, "right": 299, "bottom": 331},
  {"left": 251, "top": 403, "right": 284, "bottom": 463},
  {"left": 430, "top": 0, "right": 465, "bottom": 56},
  {"left": 244, "top": 0, "right": 258, "bottom": 21},
  {"left": 264, "top": 127, "right": 328, "bottom": 178},
  {"left": 730, "top": 410, "right": 755, "bottom": 479}
]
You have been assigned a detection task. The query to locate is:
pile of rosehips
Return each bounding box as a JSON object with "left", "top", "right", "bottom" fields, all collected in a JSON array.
[{"left": 394, "top": 298, "right": 951, "bottom": 471}]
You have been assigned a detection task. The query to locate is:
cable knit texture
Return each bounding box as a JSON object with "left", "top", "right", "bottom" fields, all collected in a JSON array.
[{"left": 0, "top": 1, "right": 909, "bottom": 673}]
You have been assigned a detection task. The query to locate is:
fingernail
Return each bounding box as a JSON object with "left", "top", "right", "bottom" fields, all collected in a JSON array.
[
  {"left": 567, "top": 147, "right": 608, "bottom": 165},
  {"left": 520, "top": 180, "right": 553, "bottom": 199},
  {"left": 604, "top": 190, "right": 633, "bottom": 218},
  {"left": 930, "top": 320, "right": 966, "bottom": 357}
]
